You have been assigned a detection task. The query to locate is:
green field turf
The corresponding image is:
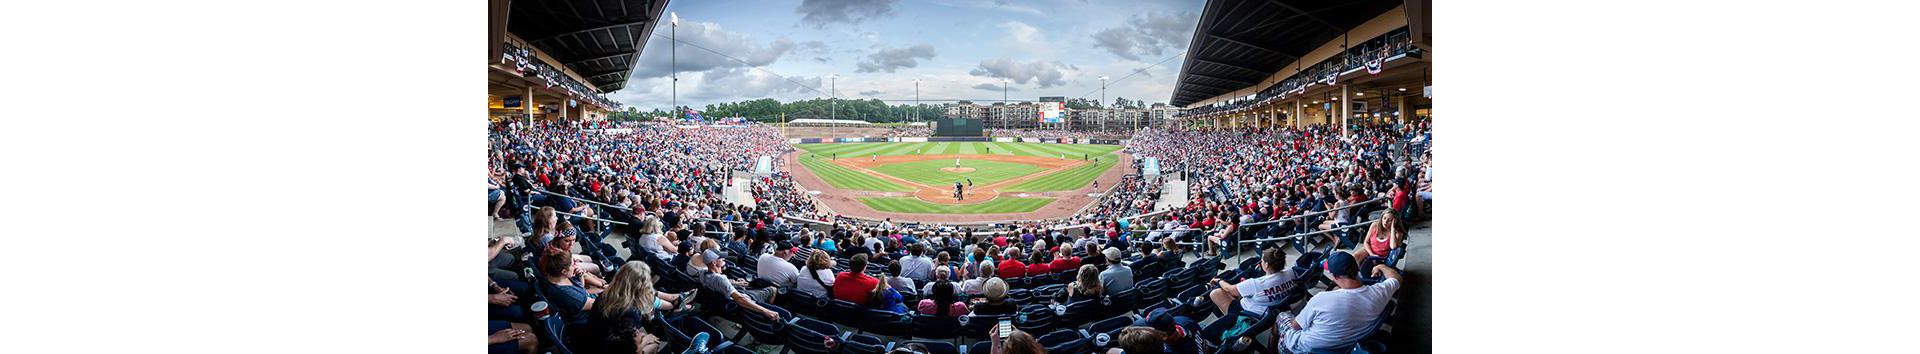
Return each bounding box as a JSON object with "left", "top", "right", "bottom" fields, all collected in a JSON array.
[
  {"left": 1001, "top": 154, "right": 1121, "bottom": 192},
  {"left": 858, "top": 196, "right": 1055, "bottom": 214},
  {"left": 794, "top": 155, "right": 913, "bottom": 192},
  {"left": 793, "top": 142, "right": 1122, "bottom": 213},
  {"left": 868, "top": 158, "right": 1046, "bottom": 187}
]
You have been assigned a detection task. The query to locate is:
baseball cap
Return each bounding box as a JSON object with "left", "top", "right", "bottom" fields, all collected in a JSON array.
[
  {"left": 1102, "top": 247, "right": 1122, "bottom": 261},
  {"left": 1324, "top": 252, "right": 1357, "bottom": 278},
  {"left": 702, "top": 250, "right": 723, "bottom": 264},
  {"left": 775, "top": 240, "right": 796, "bottom": 253}
]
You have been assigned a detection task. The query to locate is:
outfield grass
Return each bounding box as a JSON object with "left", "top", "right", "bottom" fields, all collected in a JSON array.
[
  {"left": 795, "top": 155, "right": 912, "bottom": 192},
  {"left": 794, "top": 142, "right": 1120, "bottom": 159},
  {"left": 1002, "top": 154, "right": 1120, "bottom": 192},
  {"left": 858, "top": 197, "right": 1055, "bottom": 214},
  {"left": 869, "top": 158, "right": 1046, "bottom": 187}
]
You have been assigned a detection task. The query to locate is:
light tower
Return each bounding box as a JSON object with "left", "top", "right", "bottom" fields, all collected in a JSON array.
[{"left": 670, "top": 12, "right": 678, "bottom": 121}]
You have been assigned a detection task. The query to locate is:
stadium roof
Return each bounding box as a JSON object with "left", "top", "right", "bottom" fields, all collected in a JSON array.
[
  {"left": 508, "top": 0, "right": 671, "bottom": 93},
  {"left": 1170, "top": 0, "right": 1403, "bottom": 106}
]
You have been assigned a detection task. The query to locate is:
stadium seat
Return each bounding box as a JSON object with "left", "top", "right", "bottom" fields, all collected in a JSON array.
[
  {"left": 965, "top": 341, "right": 991, "bottom": 354},
  {"left": 958, "top": 314, "right": 1010, "bottom": 340},
  {"left": 839, "top": 333, "right": 891, "bottom": 354},
  {"left": 1104, "top": 289, "right": 1138, "bottom": 318},
  {"left": 784, "top": 317, "right": 844, "bottom": 354},
  {"left": 1134, "top": 278, "right": 1167, "bottom": 311},
  {"left": 664, "top": 315, "right": 729, "bottom": 353},
  {"left": 537, "top": 312, "right": 572, "bottom": 354},
  {"left": 1084, "top": 314, "right": 1138, "bottom": 344},
  {"left": 780, "top": 289, "right": 831, "bottom": 318},
  {"left": 909, "top": 313, "right": 961, "bottom": 340},
  {"left": 1006, "top": 288, "right": 1033, "bottom": 304},
  {"left": 1037, "top": 329, "right": 1091, "bottom": 354},
  {"left": 826, "top": 299, "right": 863, "bottom": 326},
  {"left": 1014, "top": 304, "right": 1058, "bottom": 334},
  {"left": 858, "top": 308, "right": 915, "bottom": 337},
  {"left": 899, "top": 340, "right": 961, "bottom": 354},
  {"left": 735, "top": 301, "right": 792, "bottom": 346},
  {"left": 1056, "top": 298, "right": 1105, "bottom": 328}
]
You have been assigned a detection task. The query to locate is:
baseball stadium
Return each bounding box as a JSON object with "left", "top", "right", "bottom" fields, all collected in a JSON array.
[{"left": 487, "top": 1, "right": 1433, "bottom": 354}]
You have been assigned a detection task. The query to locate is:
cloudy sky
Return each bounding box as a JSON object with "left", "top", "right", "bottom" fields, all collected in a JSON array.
[{"left": 604, "top": 0, "right": 1204, "bottom": 110}]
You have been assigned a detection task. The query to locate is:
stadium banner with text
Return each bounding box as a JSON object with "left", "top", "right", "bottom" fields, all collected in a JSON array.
[
  {"left": 993, "top": 137, "right": 1016, "bottom": 142},
  {"left": 898, "top": 137, "right": 929, "bottom": 143}
]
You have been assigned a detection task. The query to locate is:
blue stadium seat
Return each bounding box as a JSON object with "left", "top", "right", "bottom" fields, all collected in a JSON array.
[
  {"left": 826, "top": 299, "right": 863, "bottom": 326},
  {"left": 780, "top": 289, "right": 831, "bottom": 319},
  {"left": 839, "top": 333, "right": 890, "bottom": 354},
  {"left": 1134, "top": 278, "right": 1167, "bottom": 311},
  {"left": 537, "top": 313, "right": 572, "bottom": 354},
  {"left": 958, "top": 314, "right": 1010, "bottom": 340},
  {"left": 784, "top": 317, "right": 844, "bottom": 354},
  {"left": 1037, "top": 329, "right": 1091, "bottom": 354},
  {"left": 664, "top": 315, "right": 728, "bottom": 353},
  {"left": 965, "top": 341, "right": 992, "bottom": 354},
  {"left": 735, "top": 301, "right": 791, "bottom": 346},
  {"left": 1014, "top": 304, "right": 1058, "bottom": 334},
  {"left": 909, "top": 313, "right": 961, "bottom": 340},
  {"left": 858, "top": 308, "right": 915, "bottom": 337},
  {"left": 1056, "top": 298, "right": 1105, "bottom": 328},
  {"left": 1083, "top": 314, "right": 1138, "bottom": 343},
  {"left": 899, "top": 340, "right": 961, "bottom": 354}
]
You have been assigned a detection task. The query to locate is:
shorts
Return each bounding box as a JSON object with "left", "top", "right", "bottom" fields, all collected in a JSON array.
[
  {"left": 489, "top": 190, "right": 504, "bottom": 202},
  {"left": 741, "top": 287, "right": 777, "bottom": 304}
]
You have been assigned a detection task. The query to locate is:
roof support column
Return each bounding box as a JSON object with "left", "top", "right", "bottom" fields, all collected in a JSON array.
[
  {"left": 1292, "top": 99, "right": 1301, "bottom": 129},
  {"left": 524, "top": 86, "right": 534, "bottom": 124},
  {"left": 1340, "top": 85, "right": 1351, "bottom": 137},
  {"left": 1396, "top": 94, "right": 1409, "bottom": 125}
]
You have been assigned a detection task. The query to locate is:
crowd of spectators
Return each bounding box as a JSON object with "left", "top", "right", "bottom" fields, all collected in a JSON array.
[
  {"left": 882, "top": 125, "right": 933, "bottom": 137},
  {"left": 484, "top": 116, "right": 1429, "bottom": 353},
  {"left": 986, "top": 128, "right": 1131, "bottom": 140}
]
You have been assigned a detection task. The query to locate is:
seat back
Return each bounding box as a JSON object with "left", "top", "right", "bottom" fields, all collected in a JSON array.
[
  {"left": 538, "top": 313, "right": 572, "bottom": 354},
  {"left": 1057, "top": 298, "right": 1105, "bottom": 328},
  {"left": 958, "top": 314, "right": 1009, "bottom": 340},
  {"left": 739, "top": 302, "right": 792, "bottom": 346},
  {"left": 859, "top": 308, "right": 915, "bottom": 337},
  {"left": 1135, "top": 278, "right": 1167, "bottom": 310},
  {"left": 664, "top": 315, "right": 727, "bottom": 353},
  {"left": 910, "top": 314, "right": 961, "bottom": 340},
  {"left": 1014, "top": 304, "right": 1058, "bottom": 334},
  {"left": 1036, "top": 329, "right": 1090, "bottom": 354},
  {"left": 827, "top": 299, "right": 863, "bottom": 325},
  {"left": 965, "top": 341, "right": 992, "bottom": 354},
  {"left": 840, "top": 333, "right": 889, "bottom": 354},
  {"left": 784, "top": 317, "right": 843, "bottom": 354},
  {"left": 899, "top": 341, "right": 960, "bottom": 354},
  {"left": 1085, "top": 314, "right": 1138, "bottom": 339}
]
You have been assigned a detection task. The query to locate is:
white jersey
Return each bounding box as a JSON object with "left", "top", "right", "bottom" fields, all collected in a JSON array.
[{"left": 1234, "top": 271, "right": 1297, "bottom": 314}]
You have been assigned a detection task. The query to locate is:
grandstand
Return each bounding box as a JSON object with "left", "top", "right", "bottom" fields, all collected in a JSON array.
[{"left": 486, "top": 1, "right": 1431, "bottom": 354}]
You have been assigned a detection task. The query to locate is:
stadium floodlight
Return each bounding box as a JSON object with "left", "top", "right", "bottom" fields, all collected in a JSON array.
[{"left": 1399, "top": 87, "right": 1407, "bottom": 91}]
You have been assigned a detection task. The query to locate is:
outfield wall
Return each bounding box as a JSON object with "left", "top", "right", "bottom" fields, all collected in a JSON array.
[{"left": 788, "top": 137, "right": 1128, "bottom": 145}]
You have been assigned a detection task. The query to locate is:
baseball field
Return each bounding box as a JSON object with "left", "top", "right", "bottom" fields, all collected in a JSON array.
[{"left": 787, "top": 142, "right": 1124, "bottom": 216}]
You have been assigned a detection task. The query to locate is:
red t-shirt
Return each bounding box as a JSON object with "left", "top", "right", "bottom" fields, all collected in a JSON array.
[
  {"left": 1025, "top": 263, "right": 1052, "bottom": 277},
  {"left": 996, "top": 260, "right": 1028, "bottom": 279},
  {"left": 831, "top": 272, "right": 880, "bottom": 306},
  {"left": 993, "top": 236, "right": 1009, "bottom": 248},
  {"left": 1049, "top": 257, "right": 1080, "bottom": 273}
]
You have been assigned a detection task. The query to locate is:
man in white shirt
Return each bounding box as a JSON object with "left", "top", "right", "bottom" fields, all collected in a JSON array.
[
  {"left": 1206, "top": 248, "right": 1295, "bottom": 316},
  {"left": 1277, "top": 252, "right": 1400, "bottom": 353},
  {"left": 757, "top": 241, "right": 802, "bottom": 290},
  {"left": 898, "top": 244, "right": 936, "bottom": 282}
]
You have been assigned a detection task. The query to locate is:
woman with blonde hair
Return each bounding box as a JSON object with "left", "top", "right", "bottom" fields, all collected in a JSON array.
[
  {"left": 581, "top": 262, "right": 677, "bottom": 354},
  {"left": 793, "top": 249, "right": 837, "bottom": 298},
  {"left": 1065, "top": 264, "right": 1105, "bottom": 302}
]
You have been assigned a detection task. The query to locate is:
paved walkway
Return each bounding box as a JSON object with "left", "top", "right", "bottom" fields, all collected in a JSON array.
[
  {"left": 1153, "top": 175, "right": 1189, "bottom": 211},
  {"left": 724, "top": 176, "right": 755, "bottom": 207}
]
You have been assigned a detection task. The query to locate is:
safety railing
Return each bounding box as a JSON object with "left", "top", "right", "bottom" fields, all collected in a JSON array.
[
  {"left": 1237, "top": 197, "right": 1386, "bottom": 228},
  {"left": 535, "top": 189, "right": 631, "bottom": 211},
  {"left": 555, "top": 210, "right": 629, "bottom": 226}
]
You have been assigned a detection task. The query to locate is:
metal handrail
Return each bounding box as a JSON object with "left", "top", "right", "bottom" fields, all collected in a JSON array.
[
  {"left": 1126, "top": 228, "right": 1204, "bottom": 233},
  {"left": 555, "top": 210, "right": 630, "bottom": 225},
  {"left": 1237, "top": 197, "right": 1387, "bottom": 227},
  {"left": 535, "top": 189, "right": 631, "bottom": 211},
  {"left": 1234, "top": 219, "right": 1376, "bottom": 244},
  {"left": 697, "top": 217, "right": 749, "bottom": 225}
]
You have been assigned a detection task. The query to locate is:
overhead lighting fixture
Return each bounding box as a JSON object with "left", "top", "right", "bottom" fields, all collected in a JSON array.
[
  {"left": 1355, "top": 92, "right": 1364, "bottom": 96},
  {"left": 1398, "top": 88, "right": 1407, "bottom": 92}
]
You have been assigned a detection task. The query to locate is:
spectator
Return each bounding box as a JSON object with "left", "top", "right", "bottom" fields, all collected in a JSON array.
[
  {"left": 1206, "top": 248, "right": 1294, "bottom": 316},
  {"left": 970, "top": 278, "right": 1018, "bottom": 316},
  {"left": 884, "top": 262, "right": 917, "bottom": 297},
  {"left": 874, "top": 269, "right": 910, "bottom": 313},
  {"left": 1348, "top": 211, "right": 1405, "bottom": 266},
  {"left": 699, "top": 251, "right": 782, "bottom": 321},
  {"left": 539, "top": 252, "right": 595, "bottom": 318},
  {"left": 794, "top": 250, "right": 837, "bottom": 299},
  {"left": 1047, "top": 247, "right": 1080, "bottom": 274},
  {"left": 579, "top": 261, "right": 684, "bottom": 354},
  {"left": 1023, "top": 250, "right": 1052, "bottom": 277},
  {"left": 487, "top": 320, "right": 537, "bottom": 354},
  {"left": 1276, "top": 252, "right": 1400, "bottom": 353},
  {"left": 917, "top": 272, "right": 969, "bottom": 318},
  {"left": 988, "top": 327, "right": 1044, "bottom": 354},
  {"left": 757, "top": 241, "right": 802, "bottom": 290},
  {"left": 832, "top": 254, "right": 882, "bottom": 306},
  {"left": 635, "top": 216, "right": 676, "bottom": 261},
  {"left": 961, "top": 262, "right": 996, "bottom": 296},
  {"left": 1065, "top": 264, "right": 1105, "bottom": 303},
  {"left": 1080, "top": 242, "right": 1107, "bottom": 268},
  {"left": 995, "top": 247, "right": 1027, "bottom": 279},
  {"left": 1098, "top": 247, "right": 1135, "bottom": 294},
  {"left": 899, "top": 243, "right": 935, "bottom": 282}
]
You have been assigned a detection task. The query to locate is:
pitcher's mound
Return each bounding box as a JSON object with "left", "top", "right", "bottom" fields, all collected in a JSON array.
[{"left": 940, "top": 167, "right": 977, "bottom": 173}]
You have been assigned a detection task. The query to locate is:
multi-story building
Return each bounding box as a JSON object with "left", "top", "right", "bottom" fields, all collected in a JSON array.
[{"left": 941, "top": 100, "right": 1183, "bottom": 132}]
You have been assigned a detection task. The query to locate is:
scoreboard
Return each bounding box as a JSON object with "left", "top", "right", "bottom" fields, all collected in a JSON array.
[{"left": 934, "top": 116, "right": 983, "bottom": 137}]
